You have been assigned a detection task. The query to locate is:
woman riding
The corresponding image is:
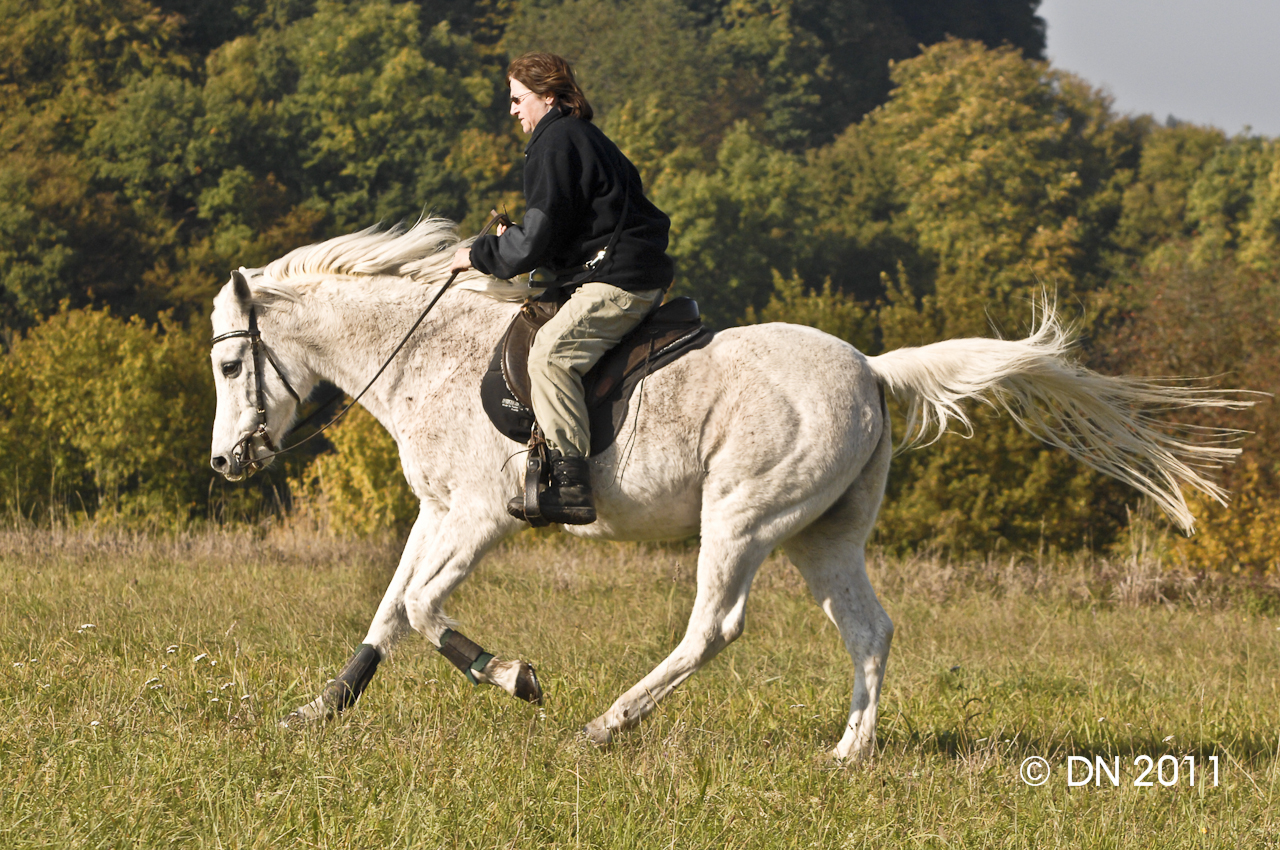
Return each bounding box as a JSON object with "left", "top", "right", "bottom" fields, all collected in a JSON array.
[{"left": 451, "top": 52, "right": 674, "bottom": 525}]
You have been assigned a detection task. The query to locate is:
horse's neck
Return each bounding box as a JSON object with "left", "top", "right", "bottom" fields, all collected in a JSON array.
[{"left": 279, "top": 280, "right": 511, "bottom": 427}]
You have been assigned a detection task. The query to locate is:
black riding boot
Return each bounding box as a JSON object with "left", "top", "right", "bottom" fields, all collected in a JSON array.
[{"left": 508, "top": 451, "right": 597, "bottom": 525}]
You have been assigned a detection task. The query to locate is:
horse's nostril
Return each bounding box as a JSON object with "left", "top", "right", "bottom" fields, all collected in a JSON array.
[{"left": 211, "top": 456, "right": 229, "bottom": 472}]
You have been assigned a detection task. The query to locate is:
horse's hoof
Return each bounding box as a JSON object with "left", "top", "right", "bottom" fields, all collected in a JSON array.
[
  {"left": 582, "top": 720, "right": 613, "bottom": 748},
  {"left": 827, "top": 746, "right": 872, "bottom": 767},
  {"left": 514, "top": 662, "right": 543, "bottom": 705},
  {"left": 279, "top": 695, "right": 330, "bottom": 729}
]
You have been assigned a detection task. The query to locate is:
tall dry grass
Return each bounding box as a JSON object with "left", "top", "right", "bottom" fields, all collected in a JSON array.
[{"left": 1, "top": 521, "right": 1278, "bottom": 847}]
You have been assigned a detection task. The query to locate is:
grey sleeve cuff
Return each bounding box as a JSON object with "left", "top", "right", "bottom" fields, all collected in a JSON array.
[{"left": 474, "top": 209, "right": 553, "bottom": 279}]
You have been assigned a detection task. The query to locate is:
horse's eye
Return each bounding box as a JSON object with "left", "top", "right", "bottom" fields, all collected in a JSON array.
[{"left": 221, "top": 360, "right": 241, "bottom": 378}]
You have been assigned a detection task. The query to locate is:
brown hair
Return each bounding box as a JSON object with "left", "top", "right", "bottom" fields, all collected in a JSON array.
[{"left": 507, "top": 52, "right": 594, "bottom": 122}]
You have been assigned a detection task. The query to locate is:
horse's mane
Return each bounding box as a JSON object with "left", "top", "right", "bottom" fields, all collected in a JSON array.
[{"left": 254, "top": 217, "right": 539, "bottom": 303}]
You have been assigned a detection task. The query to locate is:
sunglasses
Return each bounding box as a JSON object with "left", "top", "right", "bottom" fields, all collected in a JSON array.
[{"left": 510, "top": 91, "right": 537, "bottom": 107}]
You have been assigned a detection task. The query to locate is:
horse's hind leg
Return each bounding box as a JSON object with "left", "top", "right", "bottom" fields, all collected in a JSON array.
[
  {"left": 783, "top": 431, "right": 893, "bottom": 763},
  {"left": 583, "top": 529, "right": 773, "bottom": 746}
]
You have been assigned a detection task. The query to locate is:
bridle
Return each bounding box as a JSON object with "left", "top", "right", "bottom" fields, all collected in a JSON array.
[
  {"left": 212, "top": 210, "right": 511, "bottom": 477},
  {"left": 211, "top": 293, "right": 303, "bottom": 473}
]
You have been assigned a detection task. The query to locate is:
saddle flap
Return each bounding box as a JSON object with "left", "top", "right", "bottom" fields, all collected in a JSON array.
[
  {"left": 500, "top": 299, "right": 564, "bottom": 410},
  {"left": 585, "top": 318, "right": 704, "bottom": 406}
]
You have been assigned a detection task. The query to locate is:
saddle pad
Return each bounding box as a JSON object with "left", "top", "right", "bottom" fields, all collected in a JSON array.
[{"left": 480, "top": 296, "right": 713, "bottom": 454}]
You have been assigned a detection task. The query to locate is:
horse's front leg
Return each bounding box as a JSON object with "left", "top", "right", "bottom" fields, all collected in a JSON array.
[
  {"left": 282, "top": 502, "right": 444, "bottom": 727},
  {"left": 282, "top": 503, "right": 539, "bottom": 727},
  {"left": 401, "top": 505, "right": 543, "bottom": 704}
]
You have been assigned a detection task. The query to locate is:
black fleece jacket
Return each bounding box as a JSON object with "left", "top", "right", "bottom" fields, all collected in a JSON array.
[{"left": 470, "top": 106, "right": 674, "bottom": 293}]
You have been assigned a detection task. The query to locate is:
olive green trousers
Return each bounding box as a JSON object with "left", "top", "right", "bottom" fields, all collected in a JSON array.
[{"left": 528, "top": 281, "right": 665, "bottom": 458}]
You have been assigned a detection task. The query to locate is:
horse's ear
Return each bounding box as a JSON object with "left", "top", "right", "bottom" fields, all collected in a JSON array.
[{"left": 231, "top": 269, "right": 252, "bottom": 305}]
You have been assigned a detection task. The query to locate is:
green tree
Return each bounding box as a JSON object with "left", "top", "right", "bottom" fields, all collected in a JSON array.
[
  {"left": 0, "top": 306, "right": 214, "bottom": 521},
  {"left": 504, "top": 0, "right": 729, "bottom": 155},
  {"left": 0, "top": 0, "right": 191, "bottom": 328},
  {"left": 1183, "top": 136, "right": 1272, "bottom": 267},
  {"left": 1113, "top": 126, "right": 1280, "bottom": 276},
  {"left": 507, "top": 0, "right": 1046, "bottom": 152},
  {"left": 743, "top": 269, "right": 876, "bottom": 352},
  {"left": 759, "top": 41, "right": 1145, "bottom": 551},
  {"left": 79, "top": 0, "right": 520, "bottom": 314},
  {"left": 1238, "top": 143, "right": 1280, "bottom": 270},
  {"left": 867, "top": 40, "right": 1142, "bottom": 339},
  {"left": 1113, "top": 122, "right": 1225, "bottom": 261},
  {"left": 656, "top": 123, "right": 814, "bottom": 325},
  {"left": 291, "top": 405, "right": 417, "bottom": 537},
  {"left": 886, "top": 0, "right": 1045, "bottom": 60},
  {"left": 1096, "top": 258, "right": 1280, "bottom": 575}
]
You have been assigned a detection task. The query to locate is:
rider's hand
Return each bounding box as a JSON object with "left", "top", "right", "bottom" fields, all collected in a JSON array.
[
  {"left": 496, "top": 223, "right": 508, "bottom": 236},
  {"left": 450, "top": 245, "right": 472, "bottom": 274}
]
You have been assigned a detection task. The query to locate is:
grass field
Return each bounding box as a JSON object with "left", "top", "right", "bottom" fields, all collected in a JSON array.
[{"left": 1, "top": 523, "right": 1278, "bottom": 848}]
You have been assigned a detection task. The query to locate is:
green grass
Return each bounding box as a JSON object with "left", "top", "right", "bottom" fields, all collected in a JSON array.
[{"left": 1, "top": 524, "right": 1278, "bottom": 848}]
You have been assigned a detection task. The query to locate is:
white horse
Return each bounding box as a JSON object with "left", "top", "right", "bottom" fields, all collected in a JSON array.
[{"left": 209, "top": 219, "right": 1244, "bottom": 762}]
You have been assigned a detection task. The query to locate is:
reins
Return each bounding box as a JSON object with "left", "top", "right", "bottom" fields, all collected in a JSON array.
[{"left": 214, "top": 210, "right": 509, "bottom": 473}]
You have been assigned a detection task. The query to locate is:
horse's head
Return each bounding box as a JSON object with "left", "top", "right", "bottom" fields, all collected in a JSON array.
[{"left": 209, "top": 269, "right": 307, "bottom": 481}]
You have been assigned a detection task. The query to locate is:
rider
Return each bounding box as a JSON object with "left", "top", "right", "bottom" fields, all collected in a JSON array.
[{"left": 451, "top": 52, "right": 674, "bottom": 525}]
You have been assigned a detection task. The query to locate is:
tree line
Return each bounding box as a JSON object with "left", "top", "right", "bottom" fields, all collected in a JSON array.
[{"left": 2, "top": 0, "right": 1277, "bottom": 571}]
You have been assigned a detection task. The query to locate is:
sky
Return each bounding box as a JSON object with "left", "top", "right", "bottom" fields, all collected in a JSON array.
[{"left": 1037, "top": 0, "right": 1280, "bottom": 137}]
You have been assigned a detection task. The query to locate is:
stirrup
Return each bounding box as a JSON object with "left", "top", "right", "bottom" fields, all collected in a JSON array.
[
  {"left": 507, "top": 431, "right": 551, "bottom": 527},
  {"left": 505, "top": 434, "right": 596, "bottom": 525}
]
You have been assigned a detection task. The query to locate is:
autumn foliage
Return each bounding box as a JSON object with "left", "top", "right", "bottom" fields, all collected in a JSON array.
[{"left": 1, "top": 3, "right": 1276, "bottom": 570}]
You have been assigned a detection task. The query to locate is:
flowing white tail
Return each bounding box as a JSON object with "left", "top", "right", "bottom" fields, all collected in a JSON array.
[{"left": 867, "top": 307, "right": 1251, "bottom": 534}]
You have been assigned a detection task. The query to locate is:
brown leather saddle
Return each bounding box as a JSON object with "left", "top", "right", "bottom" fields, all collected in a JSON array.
[{"left": 480, "top": 295, "right": 714, "bottom": 454}]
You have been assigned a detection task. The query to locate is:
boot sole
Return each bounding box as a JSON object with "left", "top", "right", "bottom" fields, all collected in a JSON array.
[
  {"left": 506, "top": 498, "right": 596, "bottom": 526},
  {"left": 540, "top": 507, "right": 597, "bottom": 525}
]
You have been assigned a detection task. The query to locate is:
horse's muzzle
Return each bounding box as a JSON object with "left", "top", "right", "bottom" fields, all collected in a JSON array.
[
  {"left": 208, "top": 455, "right": 248, "bottom": 481},
  {"left": 211, "top": 433, "right": 271, "bottom": 481}
]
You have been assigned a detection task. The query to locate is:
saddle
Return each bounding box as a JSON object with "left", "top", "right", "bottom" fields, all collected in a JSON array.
[{"left": 480, "top": 295, "right": 714, "bottom": 455}]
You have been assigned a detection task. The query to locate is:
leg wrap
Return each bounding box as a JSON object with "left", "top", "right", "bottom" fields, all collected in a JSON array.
[
  {"left": 320, "top": 644, "right": 381, "bottom": 712},
  {"left": 438, "top": 628, "right": 494, "bottom": 685}
]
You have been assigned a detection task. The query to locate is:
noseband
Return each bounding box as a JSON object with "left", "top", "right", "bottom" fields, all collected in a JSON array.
[{"left": 211, "top": 303, "right": 302, "bottom": 472}]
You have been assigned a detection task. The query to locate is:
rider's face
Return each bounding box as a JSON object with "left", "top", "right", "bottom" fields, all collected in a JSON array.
[{"left": 509, "top": 78, "right": 554, "bottom": 134}]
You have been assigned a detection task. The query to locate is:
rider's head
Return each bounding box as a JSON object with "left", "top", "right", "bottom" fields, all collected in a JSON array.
[{"left": 507, "top": 53, "right": 593, "bottom": 122}]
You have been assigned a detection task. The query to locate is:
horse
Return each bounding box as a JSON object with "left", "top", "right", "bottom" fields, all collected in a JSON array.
[{"left": 208, "top": 218, "right": 1245, "bottom": 762}]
